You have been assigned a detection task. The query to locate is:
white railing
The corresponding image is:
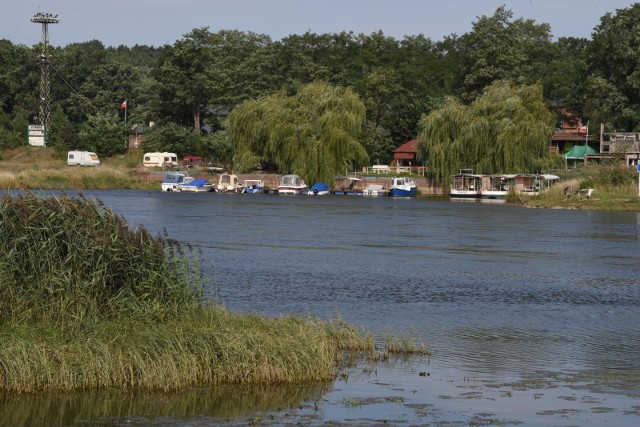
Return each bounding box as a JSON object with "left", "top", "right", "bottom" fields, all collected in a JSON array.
[{"left": 363, "top": 166, "right": 426, "bottom": 176}]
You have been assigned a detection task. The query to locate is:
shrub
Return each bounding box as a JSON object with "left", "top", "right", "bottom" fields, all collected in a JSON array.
[{"left": 580, "top": 162, "right": 636, "bottom": 188}]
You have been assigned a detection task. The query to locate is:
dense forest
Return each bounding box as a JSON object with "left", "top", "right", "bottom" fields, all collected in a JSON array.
[{"left": 1, "top": 5, "right": 639, "bottom": 180}]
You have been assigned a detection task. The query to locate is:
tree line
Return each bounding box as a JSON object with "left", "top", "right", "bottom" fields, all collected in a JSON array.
[{"left": 1, "top": 5, "right": 639, "bottom": 181}]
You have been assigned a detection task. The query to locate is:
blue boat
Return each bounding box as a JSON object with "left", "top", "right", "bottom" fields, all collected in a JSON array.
[
  {"left": 243, "top": 179, "right": 264, "bottom": 194},
  {"left": 178, "top": 177, "right": 215, "bottom": 192},
  {"left": 388, "top": 177, "right": 417, "bottom": 197},
  {"left": 308, "top": 182, "right": 331, "bottom": 195}
]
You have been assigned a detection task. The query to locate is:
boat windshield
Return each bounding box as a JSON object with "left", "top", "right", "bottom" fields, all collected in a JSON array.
[{"left": 281, "top": 176, "right": 300, "bottom": 185}]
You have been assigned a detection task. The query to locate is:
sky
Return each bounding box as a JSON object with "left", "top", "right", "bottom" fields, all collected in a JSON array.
[{"left": 2, "top": 0, "right": 638, "bottom": 47}]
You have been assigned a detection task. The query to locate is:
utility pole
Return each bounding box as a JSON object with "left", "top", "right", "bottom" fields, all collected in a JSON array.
[{"left": 30, "top": 12, "right": 59, "bottom": 145}]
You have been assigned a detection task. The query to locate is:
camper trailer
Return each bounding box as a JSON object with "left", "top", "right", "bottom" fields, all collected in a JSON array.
[
  {"left": 67, "top": 151, "right": 100, "bottom": 166},
  {"left": 143, "top": 152, "right": 179, "bottom": 168}
]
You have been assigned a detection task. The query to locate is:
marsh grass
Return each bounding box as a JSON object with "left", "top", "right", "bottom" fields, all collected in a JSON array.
[
  {"left": 0, "top": 192, "right": 204, "bottom": 324},
  {"left": 383, "top": 332, "right": 432, "bottom": 356},
  {"left": 0, "top": 193, "right": 377, "bottom": 392},
  {"left": 0, "top": 307, "right": 346, "bottom": 392}
]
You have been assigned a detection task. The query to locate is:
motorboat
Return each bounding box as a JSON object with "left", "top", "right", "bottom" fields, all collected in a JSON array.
[
  {"left": 388, "top": 177, "right": 417, "bottom": 197},
  {"left": 179, "top": 177, "right": 215, "bottom": 192},
  {"left": 277, "top": 175, "right": 308, "bottom": 194},
  {"left": 243, "top": 179, "right": 264, "bottom": 194},
  {"left": 161, "top": 172, "right": 187, "bottom": 192},
  {"left": 217, "top": 173, "right": 244, "bottom": 193},
  {"left": 332, "top": 177, "right": 364, "bottom": 195},
  {"left": 362, "top": 184, "right": 388, "bottom": 197},
  {"left": 308, "top": 182, "right": 331, "bottom": 195}
]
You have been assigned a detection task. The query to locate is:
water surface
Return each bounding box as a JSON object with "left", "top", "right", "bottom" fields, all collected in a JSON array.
[{"left": 7, "top": 190, "right": 640, "bottom": 426}]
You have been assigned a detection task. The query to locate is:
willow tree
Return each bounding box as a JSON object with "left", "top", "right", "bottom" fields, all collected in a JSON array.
[
  {"left": 417, "top": 80, "right": 556, "bottom": 182},
  {"left": 226, "top": 81, "right": 369, "bottom": 184}
]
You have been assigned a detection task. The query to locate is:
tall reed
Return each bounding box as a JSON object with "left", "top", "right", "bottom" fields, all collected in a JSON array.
[
  {"left": 0, "top": 308, "right": 343, "bottom": 392},
  {"left": 0, "top": 192, "right": 204, "bottom": 324}
]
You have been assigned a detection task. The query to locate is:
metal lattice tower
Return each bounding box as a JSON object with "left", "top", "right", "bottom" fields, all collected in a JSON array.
[{"left": 30, "top": 12, "right": 59, "bottom": 141}]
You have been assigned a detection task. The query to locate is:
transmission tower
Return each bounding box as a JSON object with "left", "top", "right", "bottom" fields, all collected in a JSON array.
[{"left": 30, "top": 12, "right": 59, "bottom": 143}]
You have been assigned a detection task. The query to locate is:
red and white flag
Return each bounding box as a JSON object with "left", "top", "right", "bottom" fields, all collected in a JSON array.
[
  {"left": 121, "top": 100, "right": 127, "bottom": 109},
  {"left": 578, "top": 125, "right": 587, "bottom": 134}
]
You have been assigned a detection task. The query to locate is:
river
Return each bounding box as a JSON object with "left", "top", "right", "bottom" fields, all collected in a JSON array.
[{"left": 3, "top": 190, "right": 640, "bottom": 426}]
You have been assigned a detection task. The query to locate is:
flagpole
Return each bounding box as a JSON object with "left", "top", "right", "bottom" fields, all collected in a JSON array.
[
  {"left": 585, "top": 120, "right": 589, "bottom": 146},
  {"left": 123, "top": 100, "right": 127, "bottom": 149}
]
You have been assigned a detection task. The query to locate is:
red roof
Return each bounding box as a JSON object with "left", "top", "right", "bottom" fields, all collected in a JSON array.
[{"left": 393, "top": 139, "right": 418, "bottom": 153}]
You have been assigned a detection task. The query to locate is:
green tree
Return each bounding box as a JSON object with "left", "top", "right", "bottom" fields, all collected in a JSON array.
[
  {"left": 200, "top": 130, "right": 233, "bottom": 166},
  {"left": 78, "top": 112, "right": 125, "bottom": 157},
  {"left": 0, "top": 111, "right": 28, "bottom": 149},
  {"left": 362, "top": 122, "right": 395, "bottom": 166},
  {"left": 153, "top": 28, "right": 277, "bottom": 133},
  {"left": 142, "top": 122, "right": 199, "bottom": 158},
  {"left": 542, "top": 37, "right": 588, "bottom": 108},
  {"left": 584, "top": 3, "right": 640, "bottom": 131},
  {"left": 227, "top": 81, "right": 369, "bottom": 184},
  {"left": 47, "top": 105, "right": 79, "bottom": 151},
  {"left": 417, "top": 80, "right": 556, "bottom": 181},
  {"left": 459, "top": 6, "right": 553, "bottom": 99}
]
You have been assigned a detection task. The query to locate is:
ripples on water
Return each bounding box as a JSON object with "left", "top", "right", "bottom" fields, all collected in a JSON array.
[{"left": 87, "top": 191, "right": 640, "bottom": 380}]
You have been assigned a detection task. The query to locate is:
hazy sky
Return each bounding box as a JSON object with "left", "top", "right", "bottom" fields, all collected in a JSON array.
[{"left": 3, "top": 0, "right": 638, "bottom": 47}]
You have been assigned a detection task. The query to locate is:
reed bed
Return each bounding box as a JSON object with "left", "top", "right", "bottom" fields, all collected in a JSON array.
[
  {"left": 0, "top": 192, "right": 375, "bottom": 393},
  {"left": 0, "top": 308, "right": 345, "bottom": 392},
  {"left": 0, "top": 192, "right": 203, "bottom": 324}
]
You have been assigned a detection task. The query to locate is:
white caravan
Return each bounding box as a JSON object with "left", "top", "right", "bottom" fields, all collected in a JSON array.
[
  {"left": 67, "top": 151, "right": 101, "bottom": 166},
  {"left": 143, "top": 152, "right": 179, "bottom": 168}
]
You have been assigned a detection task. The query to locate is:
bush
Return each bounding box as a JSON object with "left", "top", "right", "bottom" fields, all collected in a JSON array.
[
  {"left": 0, "top": 192, "right": 204, "bottom": 324},
  {"left": 580, "top": 162, "right": 636, "bottom": 188}
]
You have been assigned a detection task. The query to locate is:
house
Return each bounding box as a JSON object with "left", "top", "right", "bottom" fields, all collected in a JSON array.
[
  {"left": 589, "top": 128, "right": 640, "bottom": 167},
  {"left": 550, "top": 111, "right": 596, "bottom": 154},
  {"left": 392, "top": 139, "right": 418, "bottom": 169}
]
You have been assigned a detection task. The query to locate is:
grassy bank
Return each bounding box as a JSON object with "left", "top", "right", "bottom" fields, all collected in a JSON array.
[
  {"left": 0, "top": 192, "right": 379, "bottom": 393},
  {"left": 0, "top": 147, "right": 158, "bottom": 190},
  {"left": 512, "top": 163, "right": 640, "bottom": 210}
]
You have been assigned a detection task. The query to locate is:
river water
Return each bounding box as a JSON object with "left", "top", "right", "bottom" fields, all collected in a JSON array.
[{"left": 3, "top": 190, "right": 640, "bottom": 426}]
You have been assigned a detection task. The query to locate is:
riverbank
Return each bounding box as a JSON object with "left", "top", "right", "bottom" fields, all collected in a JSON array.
[
  {"left": 1, "top": 147, "right": 638, "bottom": 209},
  {"left": 516, "top": 166, "right": 640, "bottom": 211}
]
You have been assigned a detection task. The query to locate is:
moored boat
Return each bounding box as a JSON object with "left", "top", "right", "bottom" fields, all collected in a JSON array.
[
  {"left": 332, "top": 177, "right": 364, "bottom": 195},
  {"left": 217, "top": 173, "right": 244, "bottom": 193},
  {"left": 514, "top": 173, "right": 560, "bottom": 195},
  {"left": 161, "top": 172, "right": 187, "bottom": 192},
  {"left": 450, "top": 170, "right": 482, "bottom": 198},
  {"left": 362, "top": 184, "right": 388, "bottom": 197},
  {"left": 388, "top": 177, "right": 417, "bottom": 197},
  {"left": 277, "top": 174, "right": 308, "bottom": 194},
  {"left": 179, "top": 177, "right": 215, "bottom": 192},
  {"left": 243, "top": 179, "right": 264, "bottom": 194},
  {"left": 308, "top": 182, "right": 331, "bottom": 195},
  {"left": 480, "top": 174, "right": 517, "bottom": 199}
]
